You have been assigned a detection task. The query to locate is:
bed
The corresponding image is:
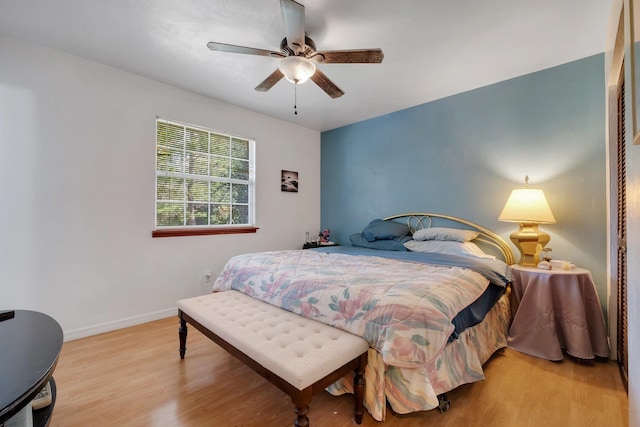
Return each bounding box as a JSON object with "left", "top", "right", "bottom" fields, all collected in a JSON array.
[{"left": 211, "top": 213, "right": 514, "bottom": 421}]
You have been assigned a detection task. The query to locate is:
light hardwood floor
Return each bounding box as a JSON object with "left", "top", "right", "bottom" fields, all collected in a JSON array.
[{"left": 49, "top": 316, "right": 628, "bottom": 427}]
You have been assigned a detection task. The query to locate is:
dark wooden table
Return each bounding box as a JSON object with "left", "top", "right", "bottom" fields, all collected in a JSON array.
[
  {"left": 302, "top": 242, "right": 338, "bottom": 249},
  {"left": 0, "top": 310, "right": 63, "bottom": 426}
]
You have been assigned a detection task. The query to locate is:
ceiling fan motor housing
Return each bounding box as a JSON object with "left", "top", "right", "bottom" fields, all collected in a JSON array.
[{"left": 280, "top": 36, "right": 318, "bottom": 58}]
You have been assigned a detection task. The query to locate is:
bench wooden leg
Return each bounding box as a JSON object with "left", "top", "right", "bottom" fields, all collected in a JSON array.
[
  {"left": 291, "top": 388, "right": 312, "bottom": 427},
  {"left": 353, "top": 353, "right": 366, "bottom": 424},
  {"left": 179, "top": 315, "right": 188, "bottom": 359}
]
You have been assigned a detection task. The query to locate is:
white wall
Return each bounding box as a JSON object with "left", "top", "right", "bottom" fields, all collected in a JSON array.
[{"left": 0, "top": 35, "right": 321, "bottom": 340}]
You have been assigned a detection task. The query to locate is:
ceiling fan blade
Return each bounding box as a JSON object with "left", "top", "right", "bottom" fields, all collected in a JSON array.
[
  {"left": 310, "top": 49, "right": 384, "bottom": 64},
  {"left": 310, "top": 69, "right": 344, "bottom": 98},
  {"left": 255, "top": 69, "right": 285, "bottom": 92},
  {"left": 280, "top": 0, "right": 305, "bottom": 54},
  {"left": 207, "top": 41, "right": 284, "bottom": 58}
]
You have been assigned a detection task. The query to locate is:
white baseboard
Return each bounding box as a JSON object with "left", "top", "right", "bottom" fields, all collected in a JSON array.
[{"left": 63, "top": 307, "right": 177, "bottom": 342}]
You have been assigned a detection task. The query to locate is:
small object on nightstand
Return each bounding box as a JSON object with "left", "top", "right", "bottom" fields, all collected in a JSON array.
[
  {"left": 549, "top": 259, "right": 575, "bottom": 269},
  {"left": 31, "top": 381, "right": 52, "bottom": 410},
  {"left": 536, "top": 261, "right": 552, "bottom": 270}
]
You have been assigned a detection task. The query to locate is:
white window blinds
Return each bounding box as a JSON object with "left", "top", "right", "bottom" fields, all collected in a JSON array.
[{"left": 155, "top": 119, "right": 255, "bottom": 228}]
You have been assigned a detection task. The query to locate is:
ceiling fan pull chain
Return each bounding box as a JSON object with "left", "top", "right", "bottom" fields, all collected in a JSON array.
[{"left": 294, "top": 80, "right": 298, "bottom": 115}]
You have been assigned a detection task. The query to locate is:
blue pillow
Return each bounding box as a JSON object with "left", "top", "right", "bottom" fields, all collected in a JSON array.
[
  {"left": 361, "top": 219, "right": 410, "bottom": 242},
  {"left": 350, "top": 233, "right": 411, "bottom": 251}
]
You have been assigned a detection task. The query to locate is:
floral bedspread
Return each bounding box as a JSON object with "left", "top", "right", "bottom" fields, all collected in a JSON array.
[
  {"left": 327, "top": 293, "right": 510, "bottom": 420},
  {"left": 212, "top": 250, "right": 494, "bottom": 368}
]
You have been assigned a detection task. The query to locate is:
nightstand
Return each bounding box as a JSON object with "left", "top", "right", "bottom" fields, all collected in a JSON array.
[
  {"left": 302, "top": 242, "right": 338, "bottom": 249},
  {"left": 507, "top": 265, "right": 609, "bottom": 361}
]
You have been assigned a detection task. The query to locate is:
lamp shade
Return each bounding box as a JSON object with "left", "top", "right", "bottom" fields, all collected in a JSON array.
[
  {"left": 278, "top": 56, "right": 316, "bottom": 84},
  {"left": 498, "top": 188, "right": 556, "bottom": 224}
]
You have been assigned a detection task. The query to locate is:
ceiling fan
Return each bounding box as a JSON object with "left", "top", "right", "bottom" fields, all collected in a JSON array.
[{"left": 207, "top": 0, "right": 384, "bottom": 100}]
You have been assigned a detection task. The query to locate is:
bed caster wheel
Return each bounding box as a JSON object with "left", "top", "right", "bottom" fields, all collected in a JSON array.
[{"left": 437, "top": 394, "right": 451, "bottom": 413}]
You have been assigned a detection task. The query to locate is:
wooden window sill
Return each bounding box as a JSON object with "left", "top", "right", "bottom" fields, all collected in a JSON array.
[{"left": 152, "top": 227, "right": 259, "bottom": 238}]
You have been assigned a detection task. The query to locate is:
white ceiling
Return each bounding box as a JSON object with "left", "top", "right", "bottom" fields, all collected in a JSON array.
[{"left": 0, "top": 0, "right": 612, "bottom": 132}]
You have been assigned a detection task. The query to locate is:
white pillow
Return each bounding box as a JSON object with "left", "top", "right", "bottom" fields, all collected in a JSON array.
[
  {"left": 412, "top": 227, "right": 479, "bottom": 242},
  {"left": 403, "top": 240, "right": 495, "bottom": 259}
]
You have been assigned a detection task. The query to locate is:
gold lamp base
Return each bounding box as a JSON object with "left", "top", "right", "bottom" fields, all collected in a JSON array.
[{"left": 510, "top": 223, "right": 550, "bottom": 266}]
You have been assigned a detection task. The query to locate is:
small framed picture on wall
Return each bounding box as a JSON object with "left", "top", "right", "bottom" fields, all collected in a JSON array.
[{"left": 281, "top": 170, "right": 299, "bottom": 192}]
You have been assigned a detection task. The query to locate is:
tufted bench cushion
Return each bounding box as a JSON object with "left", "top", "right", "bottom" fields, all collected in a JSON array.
[{"left": 177, "top": 290, "right": 369, "bottom": 426}]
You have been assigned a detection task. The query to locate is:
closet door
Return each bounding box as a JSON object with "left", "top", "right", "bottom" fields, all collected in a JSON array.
[{"left": 616, "top": 70, "right": 628, "bottom": 390}]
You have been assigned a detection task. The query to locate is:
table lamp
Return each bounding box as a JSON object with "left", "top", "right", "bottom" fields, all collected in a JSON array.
[{"left": 498, "top": 177, "right": 556, "bottom": 266}]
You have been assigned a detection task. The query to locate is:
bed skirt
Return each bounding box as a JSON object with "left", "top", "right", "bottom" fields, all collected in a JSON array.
[{"left": 327, "top": 290, "right": 511, "bottom": 421}]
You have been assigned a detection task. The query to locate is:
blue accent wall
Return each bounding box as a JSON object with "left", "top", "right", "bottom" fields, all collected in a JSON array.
[{"left": 321, "top": 54, "right": 607, "bottom": 307}]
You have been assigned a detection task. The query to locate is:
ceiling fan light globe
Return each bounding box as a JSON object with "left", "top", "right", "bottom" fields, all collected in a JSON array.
[{"left": 278, "top": 56, "right": 316, "bottom": 84}]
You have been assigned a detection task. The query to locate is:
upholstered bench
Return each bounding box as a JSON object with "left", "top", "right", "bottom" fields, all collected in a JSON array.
[{"left": 177, "top": 291, "right": 369, "bottom": 427}]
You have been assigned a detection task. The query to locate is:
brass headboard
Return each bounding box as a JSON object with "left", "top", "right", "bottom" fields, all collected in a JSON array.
[{"left": 383, "top": 212, "right": 515, "bottom": 265}]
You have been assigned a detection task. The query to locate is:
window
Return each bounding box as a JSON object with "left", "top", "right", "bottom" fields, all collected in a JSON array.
[{"left": 153, "top": 119, "right": 257, "bottom": 237}]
